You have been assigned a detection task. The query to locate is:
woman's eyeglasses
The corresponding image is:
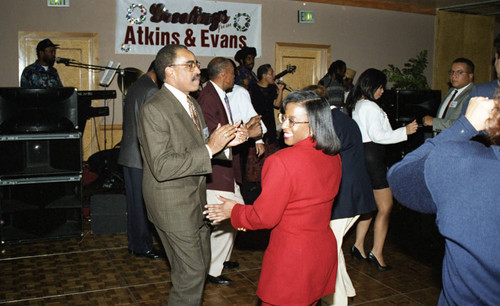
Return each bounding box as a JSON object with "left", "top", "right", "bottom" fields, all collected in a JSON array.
[
  {"left": 169, "top": 60, "right": 201, "bottom": 72},
  {"left": 278, "top": 113, "right": 309, "bottom": 128}
]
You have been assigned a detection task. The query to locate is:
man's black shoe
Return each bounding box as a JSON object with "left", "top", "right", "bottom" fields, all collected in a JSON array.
[
  {"left": 207, "top": 275, "right": 232, "bottom": 285},
  {"left": 128, "top": 248, "right": 165, "bottom": 259},
  {"left": 223, "top": 261, "right": 239, "bottom": 270}
]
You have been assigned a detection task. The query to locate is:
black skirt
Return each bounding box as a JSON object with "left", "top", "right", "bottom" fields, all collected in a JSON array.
[{"left": 363, "top": 142, "right": 389, "bottom": 189}]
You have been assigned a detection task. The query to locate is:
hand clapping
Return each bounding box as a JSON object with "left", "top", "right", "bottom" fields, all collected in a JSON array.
[
  {"left": 227, "top": 120, "right": 248, "bottom": 147},
  {"left": 206, "top": 123, "right": 237, "bottom": 154}
]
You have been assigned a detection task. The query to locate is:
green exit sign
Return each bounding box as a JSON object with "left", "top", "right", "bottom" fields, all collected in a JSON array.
[
  {"left": 298, "top": 10, "right": 314, "bottom": 23},
  {"left": 48, "top": 0, "right": 69, "bottom": 7}
]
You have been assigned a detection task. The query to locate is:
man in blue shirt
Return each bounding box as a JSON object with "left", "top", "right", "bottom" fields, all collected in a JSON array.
[{"left": 21, "top": 39, "right": 63, "bottom": 88}]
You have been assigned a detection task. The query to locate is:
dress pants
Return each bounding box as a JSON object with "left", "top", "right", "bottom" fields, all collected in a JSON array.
[
  {"left": 207, "top": 182, "right": 243, "bottom": 276},
  {"left": 155, "top": 223, "right": 211, "bottom": 306},
  {"left": 321, "top": 216, "right": 360, "bottom": 306},
  {"left": 123, "top": 166, "right": 153, "bottom": 253}
]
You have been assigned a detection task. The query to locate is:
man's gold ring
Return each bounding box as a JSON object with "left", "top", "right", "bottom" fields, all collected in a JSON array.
[{"left": 224, "top": 133, "right": 229, "bottom": 138}]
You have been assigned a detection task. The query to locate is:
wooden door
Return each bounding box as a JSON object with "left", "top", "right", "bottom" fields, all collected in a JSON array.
[
  {"left": 18, "top": 31, "right": 103, "bottom": 161},
  {"left": 274, "top": 43, "right": 331, "bottom": 123},
  {"left": 275, "top": 42, "right": 331, "bottom": 92}
]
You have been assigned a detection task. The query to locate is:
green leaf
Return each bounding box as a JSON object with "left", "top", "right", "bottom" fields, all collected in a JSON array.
[{"left": 383, "top": 50, "right": 430, "bottom": 90}]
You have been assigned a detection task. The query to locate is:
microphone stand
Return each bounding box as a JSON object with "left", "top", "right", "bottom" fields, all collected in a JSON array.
[
  {"left": 59, "top": 59, "right": 121, "bottom": 72},
  {"left": 59, "top": 60, "right": 138, "bottom": 93},
  {"left": 59, "top": 59, "right": 124, "bottom": 152}
]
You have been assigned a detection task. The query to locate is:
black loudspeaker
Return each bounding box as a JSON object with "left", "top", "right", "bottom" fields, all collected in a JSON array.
[
  {"left": 379, "top": 89, "right": 442, "bottom": 166},
  {"left": 0, "top": 178, "right": 82, "bottom": 244},
  {"left": 90, "top": 194, "right": 127, "bottom": 234}
]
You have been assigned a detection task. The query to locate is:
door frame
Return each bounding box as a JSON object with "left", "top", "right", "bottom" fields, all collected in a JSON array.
[
  {"left": 18, "top": 31, "right": 101, "bottom": 160},
  {"left": 275, "top": 42, "right": 331, "bottom": 86},
  {"left": 18, "top": 31, "right": 99, "bottom": 89}
]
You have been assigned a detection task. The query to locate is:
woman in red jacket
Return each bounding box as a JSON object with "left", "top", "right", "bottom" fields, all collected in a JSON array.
[{"left": 205, "top": 90, "right": 342, "bottom": 305}]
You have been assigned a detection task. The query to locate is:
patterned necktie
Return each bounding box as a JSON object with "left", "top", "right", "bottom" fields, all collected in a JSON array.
[
  {"left": 442, "top": 89, "right": 458, "bottom": 119},
  {"left": 187, "top": 96, "right": 201, "bottom": 134},
  {"left": 224, "top": 94, "right": 234, "bottom": 124}
]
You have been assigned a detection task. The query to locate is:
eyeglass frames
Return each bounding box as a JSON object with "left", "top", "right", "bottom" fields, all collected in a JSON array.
[
  {"left": 169, "top": 60, "right": 201, "bottom": 72},
  {"left": 278, "top": 113, "right": 309, "bottom": 128}
]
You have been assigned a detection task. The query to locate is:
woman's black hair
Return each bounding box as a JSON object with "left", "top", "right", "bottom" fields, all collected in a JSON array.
[
  {"left": 345, "top": 68, "right": 387, "bottom": 115},
  {"left": 281, "top": 90, "right": 341, "bottom": 155}
]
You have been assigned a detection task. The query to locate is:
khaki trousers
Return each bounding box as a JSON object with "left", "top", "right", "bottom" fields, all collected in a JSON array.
[
  {"left": 206, "top": 183, "right": 243, "bottom": 276},
  {"left": 321, "top": 216, "right": 360, "bottom": 306}
]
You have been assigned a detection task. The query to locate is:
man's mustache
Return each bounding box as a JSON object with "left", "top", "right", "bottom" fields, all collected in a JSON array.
[{"left": 192, "top": 74, "right": 200, "bottom": 81}]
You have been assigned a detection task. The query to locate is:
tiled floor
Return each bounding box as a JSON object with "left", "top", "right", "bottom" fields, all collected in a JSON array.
[{"left": 0, "top": 215, "right": 442, "bottom": 305}]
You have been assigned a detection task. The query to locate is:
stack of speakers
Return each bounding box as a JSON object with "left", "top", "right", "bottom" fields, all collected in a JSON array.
[{"left": 0, "top": 88, "right": 83, "bottom": 244}]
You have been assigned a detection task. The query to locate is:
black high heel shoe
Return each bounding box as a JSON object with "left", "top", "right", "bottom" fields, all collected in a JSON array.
[
  {"left": 350, "top": 246, "right": 368, "bottom": 262},
  {"left": 368, "top": 251, "right": 392, "bottom": 271}
]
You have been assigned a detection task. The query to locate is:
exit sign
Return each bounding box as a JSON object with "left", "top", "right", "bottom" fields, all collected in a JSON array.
[
  {"left": 298, "top": 10, "right": 314, "bottom": 23},
  {"left": 48, "top": 0, "right": 69, "bottom": 7}
]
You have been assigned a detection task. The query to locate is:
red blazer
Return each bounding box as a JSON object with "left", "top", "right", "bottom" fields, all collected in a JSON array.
[
  {"left": 231, "top": 137, "right": 342, "bottom": 305},
  {"left": 198, "top": 82, "right": 241, "bottom": 192}
]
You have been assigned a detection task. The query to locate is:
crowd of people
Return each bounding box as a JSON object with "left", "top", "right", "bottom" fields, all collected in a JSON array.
[{"left": 20, "top": 36, "right": 500, "bottom": 305}]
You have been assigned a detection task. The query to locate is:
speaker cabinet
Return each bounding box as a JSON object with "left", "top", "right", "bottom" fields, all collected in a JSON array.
[
  {"left": 0, "top": 133, "right": 83, "bottom": 244},
  {"left": 0, "top": 176, "right": 82, "bottom": 243},
  {"left": 90, "top": 194, "right": 127, "bottom": 234},
  {"left": 379, "top": 90, "right": 442, "bottom": 166}
]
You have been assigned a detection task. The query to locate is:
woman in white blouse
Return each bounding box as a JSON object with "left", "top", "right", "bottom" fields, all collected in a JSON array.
[{"left": 345, "top": 68, "right": 418, "bottom": 270}]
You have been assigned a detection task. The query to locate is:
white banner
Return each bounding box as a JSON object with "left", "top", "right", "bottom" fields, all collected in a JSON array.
[{"left": 115, "top": 0, "right": 261, "bottom": 57}]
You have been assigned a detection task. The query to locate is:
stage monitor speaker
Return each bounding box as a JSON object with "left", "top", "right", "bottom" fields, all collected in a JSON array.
[{"left": 90, "top": 194, "right": 127, "bottom": 234}]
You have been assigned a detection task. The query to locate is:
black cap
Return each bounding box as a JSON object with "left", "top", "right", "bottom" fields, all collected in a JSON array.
[
  {"left": 235, "top": 46, "right": 257, "bottom": 63},
  {"left": 36, "top": 39, "right": 59, "bottom": 53}
]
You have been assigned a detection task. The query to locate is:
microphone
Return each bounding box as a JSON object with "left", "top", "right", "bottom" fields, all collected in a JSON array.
[
  {"left": 56, "top": 57, "right": 75, "bottom": 64},
  {"left": 276, "top": 80, "right": 293, "bottom": 92}
]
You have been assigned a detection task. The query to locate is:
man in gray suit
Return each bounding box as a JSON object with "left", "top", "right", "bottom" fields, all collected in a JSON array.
[
  {"left": 423, "top": 58, "right": 474, "bottom": 133},
  {"left": 137, "top": 45, "right": 245, "bottom": 305},
  {"left": 118, "top": 61, "right": 164, "bottom": 259}
]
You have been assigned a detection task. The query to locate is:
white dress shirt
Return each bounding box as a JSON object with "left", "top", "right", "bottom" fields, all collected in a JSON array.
[
  {"left": 352, "top": 99, "right": 407, "bottom": 144},
  {"left": 227, "top": 84, "right": 267, "bottom": 144}
]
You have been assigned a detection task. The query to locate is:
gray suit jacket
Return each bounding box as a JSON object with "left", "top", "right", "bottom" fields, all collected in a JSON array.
[
  {"left": 433, "top": 84, "right": 473, "bottom": 132},
  {"left": 118, "top": 74, "right": 158, "bottom": 169},
  {"left": 137, "top": 86, "right": 212, "bottom": 233}
]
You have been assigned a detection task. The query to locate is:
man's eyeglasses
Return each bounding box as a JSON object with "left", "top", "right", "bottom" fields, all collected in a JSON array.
[
  {"left": 169, "top": 60, "right": 201, "bottom": 72},
  {"left": 448, "top": 70, "right": 470, "bottom": 76},
  {"left": 278, "top": 113, "right": 309, "bottom": 128}
]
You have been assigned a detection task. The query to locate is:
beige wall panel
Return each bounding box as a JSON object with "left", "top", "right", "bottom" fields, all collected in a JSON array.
[{"left": 433, "top": 11, "right": 494, "bottom": 98}]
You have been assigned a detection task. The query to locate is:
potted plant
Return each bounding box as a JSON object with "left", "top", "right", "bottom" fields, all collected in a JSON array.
[
  {"left": 378, "top": 50, "right": 441, "bottom": 157},
  {"left": 382, "top": 50, "right": 431, "bottom": 90}
]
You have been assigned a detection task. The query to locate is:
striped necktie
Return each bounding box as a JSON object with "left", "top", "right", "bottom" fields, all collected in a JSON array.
[
  {"left": 224, "top": 94, "right": 234, "bottom": 124},
  {"left": 187, "top": 96, "right": 201, "bottom": 133}
]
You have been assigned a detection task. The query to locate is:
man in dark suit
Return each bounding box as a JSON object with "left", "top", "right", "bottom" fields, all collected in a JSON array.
[
  {"left": 462, "top": 34, "right": 500, "bottom": 113},
  {"left": 423, "top": 58, "right": 474, "bottom": 133},
  {"left": 197, "top": 57, "right": 246, "bottom": 285},
  {"left": 118, "top": 61, "right": 164, "bottom": 259},
  {"left": 137, "top": 45, "right": 245, "bottom": 305}
]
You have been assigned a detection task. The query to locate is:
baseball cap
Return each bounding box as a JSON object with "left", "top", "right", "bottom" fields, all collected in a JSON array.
[{"left": 36, "top": 39, "right": 59, "bottom": 53}]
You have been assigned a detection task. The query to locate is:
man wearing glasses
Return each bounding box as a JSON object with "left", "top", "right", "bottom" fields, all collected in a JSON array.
[
  {"left": 137, "top": 45, "right": 245, "bottom": 305},
  {"left": 422, "top": 58, "right": 474, "bottom": 133}
]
